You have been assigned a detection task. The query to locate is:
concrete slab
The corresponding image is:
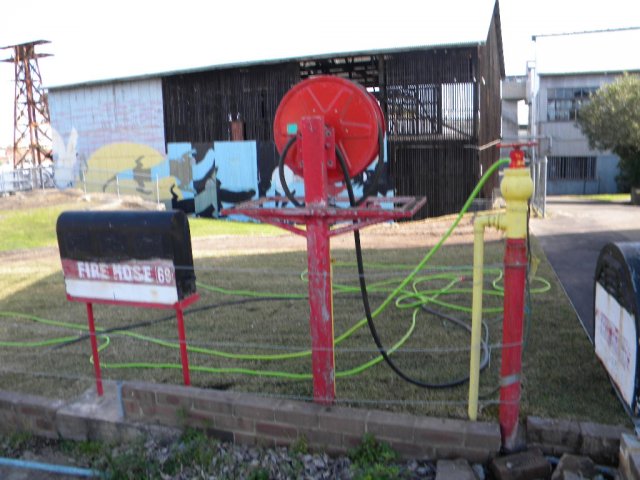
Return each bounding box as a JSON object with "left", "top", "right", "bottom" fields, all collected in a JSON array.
[
  {"left": 55, "top": 381, "right": 123, "bottom": 441},
  {"left": 435, "top": 459, "right": 478, "bottom": 480},
  {"left": 55, "top": 381, "right": 180, "bottom": 443},
  {"left": 530, "top": 197, "right": 640, "bottom": 341}
]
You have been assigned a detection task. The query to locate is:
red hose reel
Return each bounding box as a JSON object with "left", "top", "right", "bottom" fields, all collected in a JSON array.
[{"left": 273, "top": 75, "right": 385, "bottom": 184}]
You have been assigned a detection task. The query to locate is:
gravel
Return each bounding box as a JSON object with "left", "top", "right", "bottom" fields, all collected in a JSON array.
[
  {"left": 137, "top": 436, "right": 447, "bottom": 479},
  {"left": 1, "top": 429, "right": 490, "bottom": 479}
]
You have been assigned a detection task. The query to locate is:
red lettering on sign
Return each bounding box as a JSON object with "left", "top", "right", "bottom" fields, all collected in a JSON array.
[{"left": 61, "top": 259, "right": 176, "bottom": 286}]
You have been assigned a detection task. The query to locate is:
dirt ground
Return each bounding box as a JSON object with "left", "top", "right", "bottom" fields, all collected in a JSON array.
[
  {"left": 0, "top": 188, "right": 161, "bottom": 212},
  {"left": 0, "top": 188, "right": 503, "bottom": 261}
]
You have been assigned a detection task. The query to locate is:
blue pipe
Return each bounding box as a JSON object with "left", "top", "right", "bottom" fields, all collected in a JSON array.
[{"left": 0, "top": 456, "right": 103, "bottom": 478}]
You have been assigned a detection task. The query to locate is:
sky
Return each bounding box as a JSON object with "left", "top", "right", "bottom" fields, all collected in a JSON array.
[{"left": 1, "top": 0, "right": 639, "bottom": 148}]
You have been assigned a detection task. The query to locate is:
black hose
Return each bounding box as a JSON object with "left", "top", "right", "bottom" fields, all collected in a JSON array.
[
  {"left": 278, "top": 124, "right": 385, "bottom": 207},
  {"left": 355, "top": 125, "right": 386, "bottom": 206},
  {"left": 279, "top": 120, "right": 490, "bottom": 388},
  {"left": 51, "top": 296, "right": 305, "bottom": 350},
  {"left": 278, "top": 135, "right": 303, "bottom": 207},
  {"left": 336, "top": 146, "right": 490, "bottom": 389}
]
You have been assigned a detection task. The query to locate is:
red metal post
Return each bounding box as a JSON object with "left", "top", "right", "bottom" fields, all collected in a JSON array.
[
  {"left": 175, "top": 304, "right": 191, "bottom": 386},
  {"left": 85, "top": 302, "right": 104, "bottom": 396},
  {"left": 499, "top": 238, "right": 527, "bottom": 448},
  {"left": 225, "top": 77, "right": 426, "bottom": 405},
  {"left": 70, "top": 295, "right": 199, "bottom": 395},
  {"left": 301, "top": 116, "right": 336, "bottom": 404}
]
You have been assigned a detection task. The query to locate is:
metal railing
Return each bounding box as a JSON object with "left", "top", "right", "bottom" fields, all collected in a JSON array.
[
  {"left": 0, "top": 165, "right": 165, "bottom": 207},
  {"left": 530, "top": 156, "right": 547, "bottom": 217},
  {"left": 53, "top": 165, "right": 164, "bottom": 205},
  {"left": 0, "top": 166, "right": 55, "bottom": 194}
]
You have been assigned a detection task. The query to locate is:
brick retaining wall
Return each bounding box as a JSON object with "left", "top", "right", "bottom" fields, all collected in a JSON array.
[
  {"left": 122, "top": 381, "right": 501, "bottom": 462},
  {"left": 0, "top": 390, "right": 63, "bottom": 439},
  {"left": 0, "top": 383, "right": 631, "bottom": 467},
  {"left": 527, "top": 416, "right": 631, "bottom": 465}
]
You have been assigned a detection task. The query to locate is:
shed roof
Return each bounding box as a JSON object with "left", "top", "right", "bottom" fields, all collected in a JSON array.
[{"left": 48, "top": 0, "right": 499, "bottom": 90}]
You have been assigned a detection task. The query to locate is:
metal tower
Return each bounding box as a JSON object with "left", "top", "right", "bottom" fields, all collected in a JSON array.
[{"left": 1, "top": 40, "right": 52, "bottom": 168}]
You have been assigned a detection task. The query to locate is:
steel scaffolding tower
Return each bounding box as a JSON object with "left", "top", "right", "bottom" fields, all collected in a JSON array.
[{"left": 1, "top": 40, "right": 52, "bottom": 168}]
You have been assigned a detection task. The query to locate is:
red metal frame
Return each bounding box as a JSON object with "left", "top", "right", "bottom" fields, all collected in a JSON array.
[
  {"left": 229, "top": 196, "right": 423, "bottom": 237},
  {"left": 225, "top": 116, "right": 424, "bottom": 404},
  {"left": 67, "top": 293, "right": 200, "bottom": 396}
]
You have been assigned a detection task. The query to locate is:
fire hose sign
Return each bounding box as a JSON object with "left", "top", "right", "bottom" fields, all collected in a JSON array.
[{"left": 61, "top": 258, "right": 179, "bottom": 305}]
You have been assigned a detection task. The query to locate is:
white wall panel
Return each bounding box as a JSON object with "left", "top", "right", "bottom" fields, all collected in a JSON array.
[{"left": 49, "top": 79, "right": 166, "bottom": 166}]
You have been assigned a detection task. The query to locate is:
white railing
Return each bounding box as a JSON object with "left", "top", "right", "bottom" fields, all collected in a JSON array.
[
  {"left": 530, "top": 156, "right": 547, "bottom": 217},
  {"left": 0, "top": 165, "right": 164, "bottom": 207},
  {"left": 0, "top": 166, "right": 55, "bottom": 194}
]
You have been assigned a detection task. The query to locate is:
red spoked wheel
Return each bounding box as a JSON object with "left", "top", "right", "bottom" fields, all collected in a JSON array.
[{"left": 273, "top": 75, "right": 384, "bottom": 184}]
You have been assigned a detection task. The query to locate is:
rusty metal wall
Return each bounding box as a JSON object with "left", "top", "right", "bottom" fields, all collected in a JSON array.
[
  {"left": 477, "top": 2, "right": 504, "bottom": 198},
  {"left": 160, "top": 43, "right": 503, "bottom": 219},
  {"left": 382, "top": 48, "right": 478, "bottom": 143},
  {"left": 382, "top": 49, "right": 482, "bottom": 218},
  {"left": 162, "top": 62, "right": 299, "bottom": 143},
  {"left": 390, "top": 142, "right": 479, "bottom": 218}
]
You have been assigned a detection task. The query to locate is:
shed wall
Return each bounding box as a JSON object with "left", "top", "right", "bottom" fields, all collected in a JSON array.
[
  {"left": 477, "top": 3, "right": 503, "bottom": 197},
  {"left": 48, "top": 40, "right": 504, "bottom": 217},
  {"left": 383, "top": 49, "right": 485, "bottom": 218},
  {"left": 49, "top": 79, "right": 166, "bottom": 162},
  {"left": 162, "top": 62, "right": 300, "bottom": 144}
]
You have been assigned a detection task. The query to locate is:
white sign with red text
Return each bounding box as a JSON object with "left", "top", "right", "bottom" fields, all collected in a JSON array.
[
  {"left": 594, "top": 282, "right": 637, "bottom": 408},
  {"left": 61, "top": 258, "right": 178, "bottom": 305}
]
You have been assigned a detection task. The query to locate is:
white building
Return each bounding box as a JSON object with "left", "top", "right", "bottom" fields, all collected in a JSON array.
[{"left": 506, "top": 28, "right": 640, "bottom": 195}]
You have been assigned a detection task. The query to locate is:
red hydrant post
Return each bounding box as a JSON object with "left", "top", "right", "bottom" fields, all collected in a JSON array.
[
  {"left": 500, "top": 237, "right": 527, "bottom": 447},
  {"left": 498, "top": 146, "right": 533, "bottom": 450}
]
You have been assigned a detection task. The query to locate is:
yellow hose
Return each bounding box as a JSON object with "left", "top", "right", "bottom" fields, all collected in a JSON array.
[{"left": 468, "top": 214, "right": 504, "bottom": 421}]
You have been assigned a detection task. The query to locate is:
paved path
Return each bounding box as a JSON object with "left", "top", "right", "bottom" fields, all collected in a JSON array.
[{"left": 530, "top": 197, "right": 640, "bottom": 341}]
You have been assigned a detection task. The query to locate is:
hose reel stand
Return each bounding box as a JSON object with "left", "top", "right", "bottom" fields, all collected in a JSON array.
[{"left": 225, "top": 76, "right": 425, "bottom": 404}]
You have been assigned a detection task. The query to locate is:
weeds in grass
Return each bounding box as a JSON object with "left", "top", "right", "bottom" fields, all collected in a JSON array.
[
  {"left": 247, "top": 467, "right": 271, "bottom": 480},
  {"left": 163, "top": 428, "right": 217, "bottom": 475},
  {"left": 349, "top": 433, "right": 403, "bottom": 480},
  {"left": 353, "top": 463, "right": 404, "bottom": 480},
  {"left": 290, "top": 435, "right": 309, "bottom": 455},
  {"left": 0, "top": 432, "right": 35, "bottom": 456},
  {"left": 101, "top": 441, "right": 160, "bottom": 480}
]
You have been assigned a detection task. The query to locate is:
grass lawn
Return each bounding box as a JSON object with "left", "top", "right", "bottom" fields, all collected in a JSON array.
[
  {"left": 0, "top": 204, "right": 76, "bottom": 251},
  {"left": 0, "top": 199, "right": 630, "bottom": 426},
  {"left": 188, "top": 216, "right": 282, "bottom": 237},
  {"left": 567, "top": 193, "right": 631, "bottom": 203},
  {"left": 0, "top": 203, "right": 282, "bottom": 252}
]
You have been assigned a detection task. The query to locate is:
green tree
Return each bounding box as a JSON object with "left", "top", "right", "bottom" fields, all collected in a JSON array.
[{"left": 576, "top": 74, "right": 640, "bottom": 195}]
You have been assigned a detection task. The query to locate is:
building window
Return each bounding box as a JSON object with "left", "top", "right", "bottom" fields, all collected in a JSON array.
[
  {"left": 387, "top": 84, "right": 442, "bottom": 137},
  {"left": 548, "top": 156, "right": 597, "bottom": 181},
  {"left": 546, "top": 87, "right": 598, "bottom": 121}
]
